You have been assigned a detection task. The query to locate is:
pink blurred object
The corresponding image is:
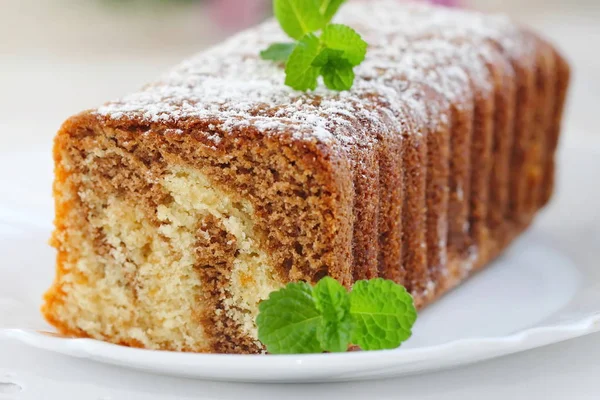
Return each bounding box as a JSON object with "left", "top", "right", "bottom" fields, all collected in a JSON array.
[
  {"left": 210, "top": 0, "right": 268, "bottom": 31},
  {"left": 427, "top": 0, "right": 461, "bottom": 6},
  {"left": 403, "top": 0, "right": 461, "bottom": 6},
  {"left": 210, "top": 0, "right": 460, "bottom": 31}
]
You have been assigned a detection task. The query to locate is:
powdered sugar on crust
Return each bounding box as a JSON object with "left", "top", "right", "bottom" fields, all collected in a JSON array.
[{"left": 95, "top": 0, "right": 528, "bottom": 146}]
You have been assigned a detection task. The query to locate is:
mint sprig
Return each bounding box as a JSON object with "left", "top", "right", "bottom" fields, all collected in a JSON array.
[
  {"left": 350, "top": 279, "right": 417, "bottom": 351},
  {"left": 284, "top": 33, "right": 322, "bottom": 91},
  {"left": 260, "top": 43, "right": 297, "bottom": 62},
  {"left": 261, "top": 0, "right": 367, "bottom": 91},
  {"left": 257, "top": 277, "right": 417, "bottom": 354},
  {"left": 313, "top": 276, "right": 353, "bottom": 352},
  {"left": 255, "top": 282, "right": 322, "bottom": 354},
  {"left": 320, "top": 0, "right": 346, "bottom": 23},
  {"left": 273, "top": 0, "right": 326, "bottom": 40}
]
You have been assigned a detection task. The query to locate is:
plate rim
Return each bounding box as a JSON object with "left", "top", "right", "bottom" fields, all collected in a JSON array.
[{"left": 2, "top": 312, "right": 599, "bottom": 377}]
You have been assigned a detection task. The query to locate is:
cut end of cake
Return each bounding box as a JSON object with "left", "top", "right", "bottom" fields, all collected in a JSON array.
[
  {"left": 43, "top": 116, "right": 348, "bottom": 353},
  {"left": 45, "top": 167, "right": 281, "bottom": 352}
]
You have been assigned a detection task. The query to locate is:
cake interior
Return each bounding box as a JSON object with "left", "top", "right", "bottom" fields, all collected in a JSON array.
[{"left": 44, "top": 124, "right": 346, "bottom": 353}]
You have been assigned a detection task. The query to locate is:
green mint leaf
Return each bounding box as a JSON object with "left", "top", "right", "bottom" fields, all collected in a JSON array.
[
  {"left": 311, "top": 48, "right": 344, "bottom": 67},
  {"left": 319, "top": 0, "right": 347, "bottom": 23},
  {"left": 349, "top": 278, "right": 417, "bottom": 351},
  {"left": 321, "top": 24, "right": 367, "bottom": 66},
  {"left": 256, "top": 282, "right": 322, "bottom": 354},
  {"left": 284, "top": 33, "right": 322, "bottom": 91},
  {"left": 312, "top": 277, "right": 353, "bottom": 352},
  {"left": 274, "top": 0, "right": 326, "bottom": 40},
  {"left": 260, "top": 42, "right": 297, "bottom": 62},
  {"left": 321, "top": 56, "right": 355, "bottom": 91}
]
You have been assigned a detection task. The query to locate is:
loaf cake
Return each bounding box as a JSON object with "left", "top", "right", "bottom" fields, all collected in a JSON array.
[{"left": 42, "top": 0, "right": 570, "bottom": 354}]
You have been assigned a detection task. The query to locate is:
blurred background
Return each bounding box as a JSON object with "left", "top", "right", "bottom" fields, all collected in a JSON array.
[{"left": 1, "top": 0, "right": 599, "bottom": 152}]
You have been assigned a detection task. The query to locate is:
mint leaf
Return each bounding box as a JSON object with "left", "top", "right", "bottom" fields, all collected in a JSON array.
[
  {"left": 284, "top": 33, "right": 322, "bottom": 91},
  {"left": 321, "top": 24, "right": 367, "bottom": 66},
  {"left": 320, "top": 0, "right": 347, "bottom": 23},
  {"left": 349, "top": 278, "right": 417, "bottom": 351},
  {"left": 274, "top": 0, "right": 326, "bottom": 40},
  {"left": 260, "top": 43, "right": 297, "bottom": 62},
  {"left": 312, "top": 48, "right": 355, "bottom": 90},
  {"left": 312, "top": 277, "right": 353, "bottom": 352},
  {"left": 256, "top": 282, "right": 322, "bottom": 354},
  {"left": 311, "top": 48, "right": 344, "bottom": 67},
  {"left": 321, "top": 56, "right": 355, "bottom": 91}
]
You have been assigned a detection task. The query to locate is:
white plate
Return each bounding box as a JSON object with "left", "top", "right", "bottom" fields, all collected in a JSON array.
[{"left": 1, "top": 137, "right": 599, "bottom": 383}]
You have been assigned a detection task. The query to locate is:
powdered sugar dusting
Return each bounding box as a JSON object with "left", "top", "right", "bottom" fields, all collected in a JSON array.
[{"left": 96, "top": 0, "right": 528, "bottom": 147}]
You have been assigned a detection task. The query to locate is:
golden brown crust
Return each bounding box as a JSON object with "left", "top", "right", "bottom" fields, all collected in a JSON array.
[
  {"left": 401, "top": 119, "right": 428, "bottom": 295},
  {"left": 350, "top": 139, "right": 380, "bottom": 281},
  {"left": 376, "top": 111, "right": 407, "bottom": 282},
  {"left": 507, "top": 37, "right": 538, "bottom": 227},
  {"left": 446, "top": 79, "right": 475, "bottom": 259},
  {"left": 423, "top": 89, "right": 451, "bottom": 298},
  {"left": 541, "top": 48, "right": 571, "bottom": 206},
  {"left": 467, "top": 54, "right": 495, "bottom": 260},
  {"left": 526, "top": 35, "right": 557, "bottom": 216},
  {"left": 487, "top": 46, "right": 517, "bottom": 250}
]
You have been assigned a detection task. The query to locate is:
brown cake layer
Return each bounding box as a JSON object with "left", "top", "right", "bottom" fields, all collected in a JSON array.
[{"left": 42, "top": 1, "right": 570, "bottom": 353}]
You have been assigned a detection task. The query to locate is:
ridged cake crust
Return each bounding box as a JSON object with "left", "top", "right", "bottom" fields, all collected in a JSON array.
[{"left": 43, "top": 1, "right": 570, "bottom": 353}]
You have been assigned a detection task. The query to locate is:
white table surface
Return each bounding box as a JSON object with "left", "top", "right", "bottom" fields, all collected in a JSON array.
[{"left": 1, "top": 1, "right": 599, "bottom": 398}]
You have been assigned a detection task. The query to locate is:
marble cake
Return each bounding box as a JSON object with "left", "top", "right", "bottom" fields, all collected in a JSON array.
[{"left": 42, "top": 0, "right": 570, "bottom": 353}]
